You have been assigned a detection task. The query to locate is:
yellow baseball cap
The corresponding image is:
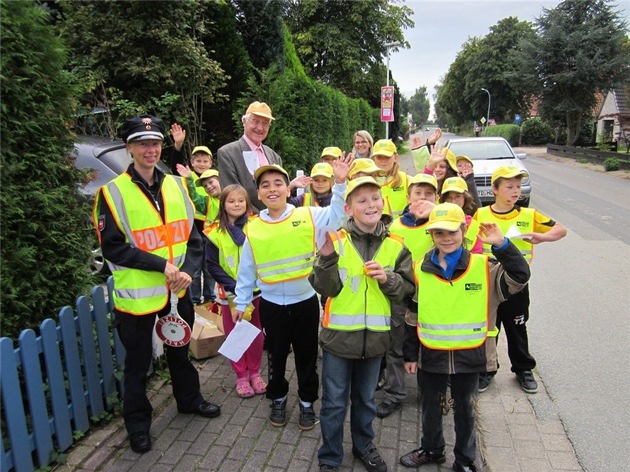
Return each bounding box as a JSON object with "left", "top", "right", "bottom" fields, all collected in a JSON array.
[
  {"left": 191, "top": 146, "right": 212, "bottom": 157},
  {"left": 344, "top": 176, "right": 381, "bottom": 201},
  {"left": 310, "top": 162, "right": 334, "bottom": 179},
  {"left": 372, "top": 139, "right": 397, "bottom": 157},
  {"left": 246, "top": 101, "right": 275, "bottom": 120},
  {"left": 443, "top": 149, "right": 458, "bottom": 172},
  {"left": 426, "top": 203, "right": 466, "bottom": 231},
  {"left": 409, "top": 173, "right": 438, "bottom": 191},
  {"left": 456, "top": 155, "right": 473, "bottom": 166},
  {"left": 491, "top": 165, "right": 529, "bottom": 185},
  {"left": 320, "top": 146, "right": 342, "bottom": 159},
  {"left": 348, "top": 158, "right": 381, "bottom": 179},
  {"left": 441, "top": 176, "right": 468, "bottom": 194},
  {"left": 253, "top": 164, "right": 289, "bottom": 183},
  {"left": 195, "top": 169, "right": 219, "bottom": 186}
]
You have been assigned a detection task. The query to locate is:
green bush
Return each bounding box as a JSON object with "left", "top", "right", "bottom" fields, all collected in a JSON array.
[
  {"left": 481, "top": 124, "right": 521, "bottom": 146},
  {"left": 603, "top": 158, "right": 620, "bottom": 171},
  {"left": 521, "top": 117, "right": 554, "bottom": 145}
]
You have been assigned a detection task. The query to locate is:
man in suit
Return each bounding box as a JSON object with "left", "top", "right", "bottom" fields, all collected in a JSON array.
[{"left": 217, "top": 101, "right": 283, "bottom": 212}]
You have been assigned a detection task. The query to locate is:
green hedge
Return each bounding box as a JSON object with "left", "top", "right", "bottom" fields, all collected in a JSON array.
[
  {"left": 482, "top": 124, "right": 521, "bottom": 146},
  {"left": 521, "top": 117, "right": 554, "bottom": 145}
]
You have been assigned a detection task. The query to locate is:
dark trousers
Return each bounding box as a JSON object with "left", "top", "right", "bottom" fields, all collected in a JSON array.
[
  {"left": 115, "top": 294, "right": 203, "bottom": 434},
  {"left": 420, "top": 370, "right": 478, "bottom": 465},
  {"left": 496, "top": 284, "right": 536, "bottom": 373},
  {"left": 259, "top": 295, "right": 320, "bottom": 402}
]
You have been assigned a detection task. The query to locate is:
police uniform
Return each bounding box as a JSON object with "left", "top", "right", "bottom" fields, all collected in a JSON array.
[{"left": 93, "top": 115, "right": 220, "bottom": 452}]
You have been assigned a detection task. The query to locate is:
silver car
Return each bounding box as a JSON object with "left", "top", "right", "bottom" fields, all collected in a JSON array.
[{"left": 446, "top": 137, "right": 531, "bottom": 207}]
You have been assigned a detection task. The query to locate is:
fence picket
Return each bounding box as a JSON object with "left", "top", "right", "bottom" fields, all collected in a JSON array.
[
  {"left": 18, "top": 330, "right": 54, "bottom": 467},
  {"left": 91, "top": 285, "right": 117, "bottom": 408},
  {"left": 76, "top": 296, "right": 105, "bottom": 420}
]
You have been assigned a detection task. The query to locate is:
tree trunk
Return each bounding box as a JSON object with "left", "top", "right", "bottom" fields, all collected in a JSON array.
[{"left": 566, "top": 111, "right": 582, "bottom": 146}]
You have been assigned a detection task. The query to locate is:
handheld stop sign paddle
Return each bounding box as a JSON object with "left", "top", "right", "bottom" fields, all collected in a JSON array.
[{"left": 156, "top": 292, "right": 192, "bottom": 347}]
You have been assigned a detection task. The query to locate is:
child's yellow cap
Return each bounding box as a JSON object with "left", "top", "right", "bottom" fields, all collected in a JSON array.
[
  {"left": 254, "top": 164, "right": 289, "bottom": 184},
  {"left": 372, "top": 139, "right": 397, "bottom": 157},
  {"left": 443, "top": 148, "right": 458, "bottom": 172},
  {"left": 426, "top": 203, "right": 466, "bottom": 231},
  {"left": 344, "top": 176, "right": 381, "bottom": 201},
  {"left": 195, "top": 169, "right": 219, "bottom": 186},
  {"left": 310, "top": 162, "right": 334, "bottom": 179},
  {"left": 348, "top": 158, "right": 381, "bottom": 179},
  {"left": 409, "top": 173, "right": 438, "bottom": 191},
  {"left": 441, "top": 177, "right": 468, "bottom": 194},
  {"left": 491, "top": 165, "right": 528, "bottom": 185},
  {"left": 456, "top": 155, "right": 473, "bottom": 166},
  {"left": 192, "top": 146, "right": 212, "bottom": 157},
  {"left": 320, "top": 146, "right": 342, "bottom": 159}
]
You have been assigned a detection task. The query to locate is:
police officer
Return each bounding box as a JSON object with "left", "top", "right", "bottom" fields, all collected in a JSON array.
[{"left": 93, "top": 115, "right": 220, "bottom": 454}]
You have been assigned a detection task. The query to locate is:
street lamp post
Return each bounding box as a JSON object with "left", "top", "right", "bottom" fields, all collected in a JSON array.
[
  {"left": 385, "top": 41, "right": 402, "bottom": 139},
  {"left": 481, "top": 88, "right": 491, "bottom": 130}
]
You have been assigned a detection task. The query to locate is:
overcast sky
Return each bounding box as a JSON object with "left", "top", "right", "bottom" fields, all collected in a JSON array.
[{"left": 389, "top": 0, "right": 630, "bottom": 117}]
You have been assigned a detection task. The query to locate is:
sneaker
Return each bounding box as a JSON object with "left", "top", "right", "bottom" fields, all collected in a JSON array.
[
  {"left": 399, "top": 447, "right": 446, "bottom": 468},
  {"left": 516, "top": 370, "right": 538, "bottom": 393},
  {"left": 452, "top": 461, "right": 479, "bottom": 472},
  {"left": 478, "top": 372, "right": 495, "bottom": 393},
  {"left": 269, "top": 398, "right": 287, "bottom": 427},
  {"left": 376, "top": 400, "right": 401, "bottom": 418},
  {"left": 352, "top": 446, "right": 387, "bottom": 472},
  {"left": 298, "top": 403, "right": 316, "bottom": 431}
]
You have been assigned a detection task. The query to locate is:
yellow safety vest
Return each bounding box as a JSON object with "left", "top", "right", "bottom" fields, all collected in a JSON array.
[
  {"left": 302, "top": 193, "right": 321, "bottom": 207},
  {"left": 323, "top": 230, "right": 404, "bottom": 331},
  {"left": 94, "top": 173, "right": 195, "bottom": 315},
  {"left": 388, "top": 218, "right": 434, "bottom": 262},
  {"left": 381, "top": 171, "right": 409, "bottom": 217},
  {"left": 475, "top": 206, "right": 535, "bottom": 264},
  {"left": 465, "top": 218, "right": 481, "bottom": 250},
  {"left": 191, "top": 172, "right": 209, "bottom": 222},
  {"left": 416, "top": 254, "right": 491, "bottom": 350},
  {"left": 246, "top": 208, "right": 316, "bottom": 283},
  {"left": 204, "top": 221, "right": 246, "bottom": 282},
  {"left": 204, "top": 196, "right": 220, "bottom": 228}
]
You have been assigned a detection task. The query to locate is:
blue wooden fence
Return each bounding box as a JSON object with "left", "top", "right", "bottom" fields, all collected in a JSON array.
[{"left": 0, "top": 279, "right": 126, "bottom": 472}]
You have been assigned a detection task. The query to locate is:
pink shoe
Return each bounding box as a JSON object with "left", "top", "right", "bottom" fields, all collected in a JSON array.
[
  {"left": 236, "top": 378, "right": 255, "bottom": 398},
  {"left": 250, "top": 375, "right": 267, "bottom": 395}
]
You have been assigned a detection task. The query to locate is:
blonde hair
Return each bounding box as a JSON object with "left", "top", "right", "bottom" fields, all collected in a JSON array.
[{"left": 352, "top": 130, "right": 374, "bottom": 158}]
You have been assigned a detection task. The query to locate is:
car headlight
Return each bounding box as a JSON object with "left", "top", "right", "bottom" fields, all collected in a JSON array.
[{"left": 522, "top": 174, "right": 531, "bottom": 185}]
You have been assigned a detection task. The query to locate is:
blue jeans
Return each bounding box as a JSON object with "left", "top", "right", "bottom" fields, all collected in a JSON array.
[
  {"left": 190, "top": 263, "right": 215, "bottom": 304},
  {"left": 420, "top": 370, "right": 478, "bottom": 464},
  {"left": 318, "top": 351, "right": 382, "bottom": 467}
]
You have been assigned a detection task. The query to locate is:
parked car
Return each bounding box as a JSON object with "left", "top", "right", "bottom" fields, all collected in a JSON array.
[
  {"left": 445, "top": 137, "right": 531, "bottom": 207},
  {"left": 73, "top": 135, "right": 171, "bottom": 274}
]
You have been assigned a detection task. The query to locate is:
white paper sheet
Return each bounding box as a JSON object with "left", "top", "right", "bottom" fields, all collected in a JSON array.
[
  {"left": 242, "top": 151, "right": 259, "bottom": 176},
  {"left": 315, "top": 226, "right": 344, "bottom": 255},
  {"left": 218, "top": 319, "right": 261, "bottom": 362}
]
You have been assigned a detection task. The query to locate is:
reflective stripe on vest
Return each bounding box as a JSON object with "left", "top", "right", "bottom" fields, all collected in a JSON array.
[
  {"left": 246, "top": 208, "right": 316, "bottom": 283},
  {"left": 96, "top": 173, "right": 194, "bottom": 315},
  {"left": 475, "top": 206, "right": 535, "bottom": 264},
  {"left": 381, "top": 171, "right": 409, "bottom": 217},
  {"left": 323, "top": 231, "right": 404, "bottom": 332},
  {"left": 415, "top": 254, "right": 490, "bottom": 349},
  {"left": 389, "top": 218, "right": 434, "bottom": 262}
]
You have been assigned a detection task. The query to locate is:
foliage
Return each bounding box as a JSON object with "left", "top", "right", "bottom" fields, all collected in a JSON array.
[
  {"left": 481, "top": 124, "right": 521, "bottom": 146},
  {"left": 603, "top": 157, "right": 620, "bottom": 171},
  {"left": 406, "top": 86, "right": 431, "bottom": 126},
  {"left": 596, "top": 132, "right": 613, "bottom": 151},
  {"left": 58, "top": 0, "right": 228, "bottom": 141},
  {"left": 436, "top": 17, "right": 536, "bottom": 127},
  {"left": 516, "top": 0, "right": 630, "bottom": 145},
  {"left": 1, "top": 0, "right": 94, "bottom": 338},
  {"left": 521, "top": 117, "right": 554, "bottom": 145}
]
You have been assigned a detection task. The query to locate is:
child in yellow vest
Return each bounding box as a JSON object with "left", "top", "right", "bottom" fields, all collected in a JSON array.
[
  {"left": 204, "top": 185, "right": 266, "bottom": 398},
  {"left": 473, "top": 165, "right": 566, "bottom": 393},
  {"left": 376, "top": 173, "right": 438, "bottom": 419},
  {"left": 310, "top": 177, "right": 415, "bottom": 472},
  {"left": 231, "top": 159, "right": 352, "bottom": 431},
  {"left": 439, "top": 176, "right": 482, "bottom": 253},
  {"left": 400, "top": 203, "right": 530, "bottom": 472},
  {"left": 288, "top": 162, "right": 335, "bottom": 208},
  {"left": 371, "top": 139, "right": 410, "bottom": 218}
]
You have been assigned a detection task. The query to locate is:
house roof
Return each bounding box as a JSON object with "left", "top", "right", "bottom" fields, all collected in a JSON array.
[{"left": 613, "top": 86, "right": 630, "bottom": 117}]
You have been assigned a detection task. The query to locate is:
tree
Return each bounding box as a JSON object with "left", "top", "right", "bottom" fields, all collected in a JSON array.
[
  {"left": 517, "top": 0, "right": 630, "bottom": 145},
  {"left": 58, "top": 0, "right": 228, "bottom": 142},
  {"left": 407, "top": 86, "right": 431, "bottom": 126},
  {"left": 1, "top": 0, "right": 94, "bottom": 338}
]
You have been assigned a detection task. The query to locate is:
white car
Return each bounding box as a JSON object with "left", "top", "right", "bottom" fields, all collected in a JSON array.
[{"left": 446, "top": 137, "right": 531, "bottom": 207}]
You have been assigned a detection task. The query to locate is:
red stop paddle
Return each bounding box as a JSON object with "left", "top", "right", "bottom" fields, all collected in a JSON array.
[{"left": 156, "top": 292, "right": 192, "bottom": 347}]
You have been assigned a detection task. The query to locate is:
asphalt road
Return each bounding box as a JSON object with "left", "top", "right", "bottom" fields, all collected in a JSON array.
[{"left": 522, "top": 155, "right": 630, "bottom": 472}]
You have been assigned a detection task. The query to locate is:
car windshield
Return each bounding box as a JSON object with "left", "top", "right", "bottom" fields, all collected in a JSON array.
[{"left": 448, "top": 141, "right": 515, "bottom": 160}]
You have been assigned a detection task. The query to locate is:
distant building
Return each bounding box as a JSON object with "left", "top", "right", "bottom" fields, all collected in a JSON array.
[{"left": 596, "top": 87, "right": 630, "bottom": 144}]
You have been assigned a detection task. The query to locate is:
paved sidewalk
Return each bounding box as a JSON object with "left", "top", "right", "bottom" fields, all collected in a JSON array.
[{"left": 60, "top": 334, "right": 583, "bottom": 472}]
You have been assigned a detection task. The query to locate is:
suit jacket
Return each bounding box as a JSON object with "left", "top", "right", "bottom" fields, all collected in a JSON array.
[{"left": 217, "top": 136, "right": 283, "bottom": 212}]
